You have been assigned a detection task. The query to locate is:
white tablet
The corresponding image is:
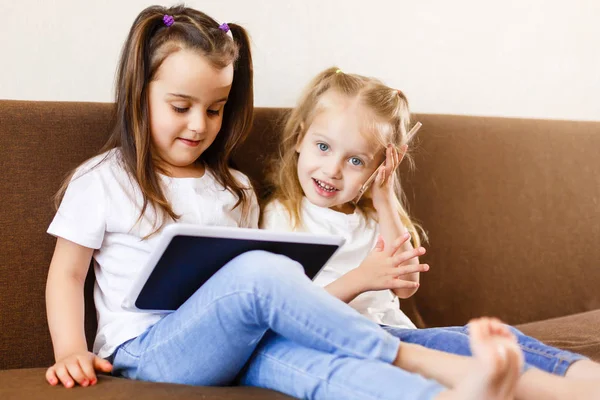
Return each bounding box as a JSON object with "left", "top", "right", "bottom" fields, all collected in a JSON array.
[{"left": 122, "top": 223, "right": 345, "bottom": 313}]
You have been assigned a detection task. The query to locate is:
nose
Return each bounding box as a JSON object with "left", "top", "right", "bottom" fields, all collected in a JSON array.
[
  {"left": 188, "top": 109, "right": 207, "bottom": 135},
  {"left": 323, "top": 157, "right": 343, "bottom": 179}
]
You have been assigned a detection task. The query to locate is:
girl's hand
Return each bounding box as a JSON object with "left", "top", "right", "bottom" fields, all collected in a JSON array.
[
  {"left": 355, "top": 233, "right": 429, "bottom": 292},
  {"left": 46, "top": 351, "right": 113, "bottom": 388},
  {"left": 370, "top": 144, "right": 407, "bottom": 212}
]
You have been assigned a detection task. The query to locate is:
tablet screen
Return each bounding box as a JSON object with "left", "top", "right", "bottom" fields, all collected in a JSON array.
[{"left": 134, "top": 234, "right": 340, "bottom": 311}]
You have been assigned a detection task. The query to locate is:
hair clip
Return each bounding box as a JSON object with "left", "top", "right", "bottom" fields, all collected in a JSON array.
[
  {"left": 163, "top": 15, "right": 174, "bottom": 27},
  {"left": 219, "top": 23, "right": 230, "bottom": 33},
  {"left": 335, "top": 69, "right": 343, "bottom": 74}
]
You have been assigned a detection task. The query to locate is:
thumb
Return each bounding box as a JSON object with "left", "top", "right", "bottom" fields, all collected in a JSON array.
[
  {"left": 374, "top": 235, "right": 385, "bottom": 252},
  {"left": 94, "top": 356, "right": 113, "bottom": 372}
]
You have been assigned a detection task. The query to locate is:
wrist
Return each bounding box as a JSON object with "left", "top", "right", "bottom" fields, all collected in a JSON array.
[
  {"left": 373, "top": 194, "right": 396, "bottom": 213},
  {"left": 54, "top": 343, "right": 88, "bottom": 362},
  {"left": 345, "top": 268, "right": 369, "bottom": 295}
]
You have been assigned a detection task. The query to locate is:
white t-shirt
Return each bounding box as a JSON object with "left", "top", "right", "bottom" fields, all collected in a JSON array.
[
  {"left": 261, "top": 198, "right": 416, "bottom": 330},
  {"left": 48, "top": 149, "right": 259, "bottom": 358}
]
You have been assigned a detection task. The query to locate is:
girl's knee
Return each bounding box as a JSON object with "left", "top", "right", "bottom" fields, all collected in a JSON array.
[{"left": 226, "top": 250, "right": 305, "bottom": 282}]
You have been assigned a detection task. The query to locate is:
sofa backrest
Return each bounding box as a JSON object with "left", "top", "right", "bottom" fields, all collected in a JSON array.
[{"left": 1, "top": 100, "right": 599, "bottom": 369}]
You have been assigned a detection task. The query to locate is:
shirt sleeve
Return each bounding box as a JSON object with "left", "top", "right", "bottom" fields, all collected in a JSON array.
[
  {"left": 47, "top": 168, "right": 107, "bottom": 249},
  {"left": 260, "top": 201, "right": 295, "bottom": 232}
]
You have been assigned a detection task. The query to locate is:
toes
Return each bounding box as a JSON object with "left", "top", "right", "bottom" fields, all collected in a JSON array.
[
  {"left": 502, "top": 341, "right": 523, "bottom": 394},
  {"left": 489, "top": 318, "right": 514, "bottom": 339}
]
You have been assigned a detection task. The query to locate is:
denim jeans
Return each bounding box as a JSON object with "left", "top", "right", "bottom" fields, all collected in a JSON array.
[
  {"left": 111, "top": 250, "right": 445, "bottom": 399},
  {"left": 239, "top": 331, "right": 444, "bottom": 400},
  {"left": 382, "top": 324, "right": 588, "bottom": 376}
]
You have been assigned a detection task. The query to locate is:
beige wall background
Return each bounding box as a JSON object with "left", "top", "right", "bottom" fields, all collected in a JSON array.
[{"left": 2, "top": 0, "right": 599, "bottom": 120}]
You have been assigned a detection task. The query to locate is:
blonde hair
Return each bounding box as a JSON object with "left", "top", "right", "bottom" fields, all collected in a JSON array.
[
  {"left": 266, "top": 67, "right": 426, "bottom": 247},
  {"left": 55, "top": 5, "right": 255, "bottom": 237}
]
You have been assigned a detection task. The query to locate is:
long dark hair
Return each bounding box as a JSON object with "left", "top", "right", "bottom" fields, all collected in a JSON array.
[{"left": 56, "top": 5, "right": 254, "bottom": 236}]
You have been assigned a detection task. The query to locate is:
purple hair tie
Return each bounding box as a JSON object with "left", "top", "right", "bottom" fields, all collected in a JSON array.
[
  {"left": 163, "top": 14, "right": 174, "bottom": 27},
  {"left": 219, "top": 23, "right": 230, "bottom": 33}
]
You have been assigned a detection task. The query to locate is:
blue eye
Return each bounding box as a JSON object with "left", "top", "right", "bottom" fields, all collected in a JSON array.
[
  {"left": 350, "top": 157, "right": 363, "bottom": 166},
  {"left": 317, "top": 143, "right": 329, "bottom": 152}
]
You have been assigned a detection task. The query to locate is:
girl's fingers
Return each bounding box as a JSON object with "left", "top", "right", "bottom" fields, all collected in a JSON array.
[
  {"left": 377, "top": 166, "right": 386, "bottom": 186},
  {"left": 77, "top": 356, "right": 98, "bottom": 385},
  {"left": 55, "top": 365, "right": 75, "bottom": 388},
  {"left": 46, "top": 367, "right": 59, "bottom": 386},
  {"left": 385, "top": 146, "right": 394, "bottom": 175},
  {"left": 488, "top": 318, "right": 512, "bottom": 338},
  {"left": 393, "top": 244, "right": 425, "bottom": 260},
  {"left": 94, "top": 356, "right": 114, "bottom": 373},
  {"left": 391, "top": 263, "right": 429, "bottom": 276},
  {"left": 387, "top": 233, "right": 411, "bottom": 255},
  {"left": 373, "top": 235, "right": 385, "bottom": 252},
  {"left": 381, "top": 144, "right": 407, "bottom": 180},
  {"left": 66, "top": 361, "right": 88, "bottom": 387},
  {"left": 390, "top": 279, "right": 420, "bottom": 290}
]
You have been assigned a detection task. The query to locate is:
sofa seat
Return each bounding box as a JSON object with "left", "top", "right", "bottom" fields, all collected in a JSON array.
[
  {"left": 516, "top": 309, "right": 600, "bottom": 362},
  {"left": 0, "top": 368, "right": 295, "bottom": 400}
]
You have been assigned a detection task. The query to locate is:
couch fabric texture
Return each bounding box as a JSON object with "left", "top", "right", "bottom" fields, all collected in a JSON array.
[{"left": 1, "top": 100, "right": 599, "bottom": 398}]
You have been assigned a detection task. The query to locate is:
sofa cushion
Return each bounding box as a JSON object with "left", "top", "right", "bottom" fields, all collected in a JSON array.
[
  {"left": 515, "top": 309, "right": 600, "bottom": 362},
  {"left": 0, "top": 368, "right": 294, "bottom": 400}
]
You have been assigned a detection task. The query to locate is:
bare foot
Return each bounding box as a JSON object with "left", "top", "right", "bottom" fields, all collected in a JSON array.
[{"left": 437, "top": 317, "right": 523, "bottom": 400}]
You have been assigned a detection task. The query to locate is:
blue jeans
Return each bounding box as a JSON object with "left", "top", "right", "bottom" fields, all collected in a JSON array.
[
  {"left": 111, "top": 250, "right": 445, "bottom": 400},
  {"left": 382, "top": 325, "right": 588, "bottom": 376}
]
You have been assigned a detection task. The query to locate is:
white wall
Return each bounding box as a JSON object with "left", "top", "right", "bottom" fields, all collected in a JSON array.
[{"left": 2, "top": 0, "right": 599, "bottom": 121}]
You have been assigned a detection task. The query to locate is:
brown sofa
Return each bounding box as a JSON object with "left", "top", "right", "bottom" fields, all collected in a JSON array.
[{"left": 1, "top": 100, "right": 599, "bottom": 398}]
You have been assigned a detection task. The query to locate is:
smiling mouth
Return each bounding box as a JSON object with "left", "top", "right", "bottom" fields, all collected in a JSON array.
[
  {"left": 313, "top": 178, "right": 339, "bottom": 192},
  {"left": 178, "top": 138, "right": 201, "bottom": 146}
]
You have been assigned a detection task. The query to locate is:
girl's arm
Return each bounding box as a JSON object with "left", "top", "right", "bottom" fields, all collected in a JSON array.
[
  {"left": 45, "top": 238, "right": 112, "bottom": 387},
  {"left": 372, "top": 145, "right": 425, "bottom": 299}
]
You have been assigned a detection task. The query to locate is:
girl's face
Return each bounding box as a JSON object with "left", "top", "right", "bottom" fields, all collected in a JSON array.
[
  {"left": 148, "top": 49, "right": 233, "bottom": 177},
  {"left": 295, "top": 93, "right": 384, "bottom": 214}
]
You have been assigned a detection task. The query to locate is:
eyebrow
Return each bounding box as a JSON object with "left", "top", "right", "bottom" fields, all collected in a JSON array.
[
  {"left": 312, "top": 132, "right": 376, "bottom": 161},
  {"left": 167, "top": 93, "right": 228, "bottom": 103}
]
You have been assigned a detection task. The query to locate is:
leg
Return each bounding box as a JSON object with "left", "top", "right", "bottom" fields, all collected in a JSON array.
[
  {"left": 391, "top": 318, "right": 523, "bottom": 389},
  {"left": 241, "top": 320, "right": 522, "bottom": 400},
  {"left": 388, "top": 323, "right": 591, "bottom": 377},
  {"left": 385, "top": 322, "right": 600, "bottom": 400},
  {"left": 240, "top": 332, "right": 446, "bottom": 400},
  {"left": 386, "top": 323, "right": 529, "bottom": 386},
  {"left": 492, "top": 327, "right": 600, "bottom": 396},
  {"left": 565, "top": 359, "right": 600, "bottom": 380},
  {"left": 112, "top": 250, "right": 399, "bottom": 384}
]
